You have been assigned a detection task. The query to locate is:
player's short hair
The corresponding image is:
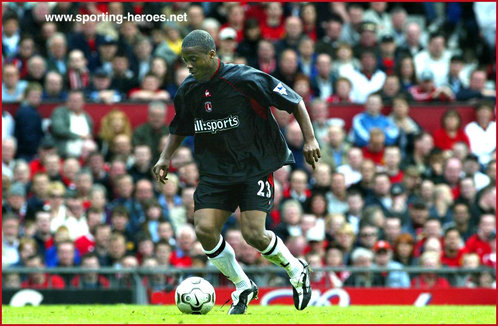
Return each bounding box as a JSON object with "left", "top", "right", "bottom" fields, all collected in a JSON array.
[{"left": 182, "top": 30, "right": 216, "bottom": 53}]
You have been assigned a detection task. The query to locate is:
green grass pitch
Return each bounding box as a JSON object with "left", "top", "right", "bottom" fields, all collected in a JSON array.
[{"left": 2, "top": 305, "right": 496, "bottom": 324}]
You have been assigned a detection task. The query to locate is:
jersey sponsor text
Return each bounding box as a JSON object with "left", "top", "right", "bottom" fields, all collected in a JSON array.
[{"left": 194, "top": 115, "right": 240, "bottom": 134}]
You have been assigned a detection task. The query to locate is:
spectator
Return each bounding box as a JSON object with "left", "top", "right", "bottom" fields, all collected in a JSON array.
[
  {"left": 2, "top": 214, "right": 20, "bottom": 267},
  {"left": 327, "top": 77, "right": 353, "bottom": 104},
  {"left": 274, "top": 199, "right": 303, "bottom": 242},
  {"left": 357, "top": 224, "right": 380, "bottom": 250},
  {"left": 414, "top": 32, "right": 451, "bottom": 87},
  {"left": 272, "top": 49, "right": 300, "bottom": 88},
  {"left": 283, "top": 169, "right": 311, "bottom": 208},
  {"left": 351, "top": 93, "right": 399, "bottom": 147},
  {"left": 25, "top": 55, "right": 47, "bottom": 84},
  {"left": 109, "top": 232, "right": 128, "bottom": 267},
  {"left": 349, "top": 159, "right": 376, "bottom": 198},
  {"left": 345, "top": 190, "right": 364, "bottom": 234},
  {"left": 51, "top": 90, "right": 94, "bottom": 158},
  {"left": 87, "top": 68, "right": 122, "bottom": 104},
  {"left": 465, "top": 214, "right": 495, "bottom": 264},
  {"left": 26, "top": 172, "right": 50, "bottom": 218},
  {"left": 110, "top": 54, "right": 136, "bottom": 96},
  {"left": 46, "top": 33, "right": 68, "bottom": 75},
  {"left": 379, "top": 75, "right": 406, "bottom": 105},
  {"left": 395, "top": 56, "right": 417, "bottom": 91},
  {"left": 388, "top": 96, "right": 421, "bottom": 158},
  {"left": 170, "top": 224, "right": 196, "bottom": 267},
  {"left": 336, "top": 147, "right": 363, "bottom": 187},
  {"left": 340, "top": 4, "right": 364, "bottom": 45},
  {"left": 345, "top": 50, "right": 387, "bottom": 104},
  {"left": 236, "top": 18, "right": 262, "bottom": 65},
  {"left": 429, "top": 184, "right": 454, "bottom": 224},
  {"left": 384, "top": 146, "right": 404, "bottom": 184},
  {"left": 402, "top": 199, "right": 429, "bottom": 239},
  {"left": 464, "top": 102, "right": 496, "bottom": 166},
  {"left": 254, "top": 39, "right": 277, "bottom": 74},
  {"left": 297, "top": 37, "right": 318, "bottom": 80},
  {"left": 362, "top": 128, "right": 386, "bottom": 166},
  {"left": 332, "top": 43, "right": 359, "bottom": 77},
  {"left": 353, "top": 21, "right": 378, "bottom": 58},
  {"left": 132, "top": 101, "right": 169, "bottom": 162},
  {"left": 3, "top": 181, "right": 27, "bottom": 220},
  {"left": 66, "top": 49, "right": 90, "bottom": 90},
  {"left": 21, "top": 254, "right": 65, "bottom": 289},
  {"left": 365, "top": 172, "right": 392, "bottom": 215},
  {"left": 2, "top": 137, "right": 17, "bottom": 180},
  {"left": 411, "top": 251, "right": 451, "bottom": 288},
  {"left": 409, "top": 70, "right": 455, "bottom": 103},
  {"left": 320, "top": 125, "right": 350, "bottom": 171},
  {"left": 334, "top": 223, "right": 356, "bottom": 265},
  {"left": 315, "top": 14, "right": 344, "bottom": 59},
  {"left": 70, "top": 253, "right": 110, "bottom": 289},
  {"left": 463, "top": 154, "right": 490, "bottom": 191},
  {"left": 311, "top": 53, "right": 335, "bottom": 100},
  {"left": 372, "top": 240, "right": 410, "bottom": 288},
  {"left": 2, "top": 63, "right": 27, "bottom": 103},
  {"left": 275, "top": 16, "right": 304, "bottom": 57},
  {"left": 389, "top": 7, "right": 407, "bottom": 46},
  {"left": 344, "top": 247, "right": 384, "bottom": 287},
  {"left": 325, "top": 172, "right": 349, "bottom": 214},
  {"left": 363, "top": 2, "right": 391, "bottom": 37},
  {"left": 419, "top": 179, "right": 436, "bottom": 211},
  {"left": 433, "top": 109, "right": 470, "bottom": 152},
  {"left": 456, "top": 69, "right": 496, "bottom": 102},
  {"left": 98, "top": 109, "right": 133, "bottom": 160},
  {"left": 384, "top": 216, "right": 402, "bottom": 245},
  {"left": 43, "top": 71, "right": 67, "bottom": 101},
  {"left": 2, "top": 110, "right": 15, "bottom": 140},
  {"left": 111, "top": 175, "right": 144, "bottom": 234},
  {"left": 441, "top": 227, "right": 465, "bottom": 267},
  {"left": 445, "top": 55, "right": 466, "bottom": 95},
  {"left": 217, "top": 27, "right": 238, "bottom": 63},
  {"left": 260, "top": 2, "right": 285, "bottom": 41},
  {"left": 93, "top": 36, "right": 119, "bottom": 74},
  {"left": 14, "top": 83, "right": 44, "bottom": 162},
  {"left": 323, "top": 247, "right": 348, "bottom": 287},
  {"left": 393, "top": 233, "right": 416, "bottom": 266}
]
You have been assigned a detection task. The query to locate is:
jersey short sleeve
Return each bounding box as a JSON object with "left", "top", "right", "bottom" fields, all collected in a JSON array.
[
  {"left": 169, "top": 88, "right": 195, "bottom": 136},
  {"left": 238, "top": 68, "right": 302, "bottom": 113}
]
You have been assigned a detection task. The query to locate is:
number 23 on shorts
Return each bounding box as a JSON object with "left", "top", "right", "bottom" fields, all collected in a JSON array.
[{"left": 256, "top": 173, "right": 274, "bottom": 199}]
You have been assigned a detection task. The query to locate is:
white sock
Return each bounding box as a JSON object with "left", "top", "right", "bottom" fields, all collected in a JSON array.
[
  {"left": 203, "top": 236, "right": 251, "bottom": 291},
  {"left": 260, "top": 231, "right": 301, "bottom": 279}
]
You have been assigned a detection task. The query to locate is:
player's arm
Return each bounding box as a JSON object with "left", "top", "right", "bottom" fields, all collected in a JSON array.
[
  {"left": 152, "top": 134, "right": 186, "bottom": 184},
  {"left": 293, "top": 100, "right": 321, "bottom": 169}
]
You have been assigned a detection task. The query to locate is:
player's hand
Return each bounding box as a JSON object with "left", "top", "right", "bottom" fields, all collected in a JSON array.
[
  {"left": 152, "top": 158, "right": 170, "bottom": 184},
  {"left": 303, "top": 139, "right": 321, "bottom": 169}
]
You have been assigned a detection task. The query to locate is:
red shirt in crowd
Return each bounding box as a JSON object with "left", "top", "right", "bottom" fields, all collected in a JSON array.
[
  {"left": 441, "top": 248, "right": 465, "bottom": 267},
  {"left": 464, "top": 234, "right": 492, "bottom": 263},
  {"left": 259, "top": 20, "right": 285, "bottom": 41},
  {"left": 362, "top": 147, "right": 385, "bottom": 166},
  {"left": 432, "top": 128, "right": 471, "bottom": 151},
  {"left": 169, "top": 250, "right": 193, "bottom": 267},
  {"left": 388, "top": 171, "right": 404, "bottom": 184},
  {"left": 74, "top": 234, "right": 95, "bottom": 256},
  {"left": 21, "top": 275, "right": 66, "bottom": 289},
  {"left": 410, "top": 275, "right": 451, "bottom": 289}
]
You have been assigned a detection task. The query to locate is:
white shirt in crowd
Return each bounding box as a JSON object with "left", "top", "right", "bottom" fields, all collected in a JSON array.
[
  {"left": 66, "top": 112, "right": 90, "bottom": 157},
  {"left": 414, "top": 50, "right": 452, "bottom": 87},
  {"left": 464, "top": 120, "right": 496, "bottom": 165},
  {"left": 340, "top": 66, "right": 386, "bottom": 104}
]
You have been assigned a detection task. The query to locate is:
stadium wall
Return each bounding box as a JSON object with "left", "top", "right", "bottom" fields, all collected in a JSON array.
[{"left": 2, "top": 103, "right": 478, "bottom": 135}]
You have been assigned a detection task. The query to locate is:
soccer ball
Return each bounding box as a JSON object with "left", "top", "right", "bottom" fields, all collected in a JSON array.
[{"left": 175, "top": 277, "right": 216, "bottom": 314}]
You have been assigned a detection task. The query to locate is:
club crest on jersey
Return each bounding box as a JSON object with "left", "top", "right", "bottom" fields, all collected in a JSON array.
[
  {"left": 273, "top": 82, "right": 287, "bottom": 95},
  {"left": 204, "top": 89, "right": 211, "bottom": 97},
  {"left": 205, "top": 101, "right": 213, "bottom": 112}
]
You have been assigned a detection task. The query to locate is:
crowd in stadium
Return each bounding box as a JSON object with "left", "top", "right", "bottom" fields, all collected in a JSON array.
[{"left": 2, "top": 2, "right": 496, "bottom": 293}]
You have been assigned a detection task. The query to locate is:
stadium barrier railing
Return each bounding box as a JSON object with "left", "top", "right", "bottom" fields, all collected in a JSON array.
[{"left": 3, "top": 266, "right": 494, "bottom": 305}]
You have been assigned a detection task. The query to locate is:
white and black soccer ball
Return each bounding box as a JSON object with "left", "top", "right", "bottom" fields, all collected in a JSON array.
[{"left": 175, "top": 277, "right": 216, "bottom": 314}]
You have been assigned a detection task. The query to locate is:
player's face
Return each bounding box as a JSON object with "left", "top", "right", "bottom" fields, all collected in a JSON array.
[{"left": 181, "top": 46, "right": 215, "bottom": 82}]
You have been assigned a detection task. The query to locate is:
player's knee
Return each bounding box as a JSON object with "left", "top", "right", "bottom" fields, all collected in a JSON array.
[{"left": 194, "top": 224, "right": 216, "bottom": 244}]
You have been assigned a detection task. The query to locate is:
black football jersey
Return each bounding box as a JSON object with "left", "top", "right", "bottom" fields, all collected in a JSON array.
[{"left": 169, "top": 60, "right": 302, "bottom": 183}]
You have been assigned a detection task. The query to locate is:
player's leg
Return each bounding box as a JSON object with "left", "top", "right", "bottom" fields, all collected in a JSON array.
[
  {"left": 193, "top": 180, "right": 255, "bottom": 315},
  {"left": 239, "top": 172, "right": 311, "bottom": 310},
  {"left": 194, "top": 208, "right": 251, "bottom": 292}
]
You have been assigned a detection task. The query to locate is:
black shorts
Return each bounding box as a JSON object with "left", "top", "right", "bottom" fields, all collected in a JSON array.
[{"left": 194, "top": 172, "right": 275, "bottom": 213}]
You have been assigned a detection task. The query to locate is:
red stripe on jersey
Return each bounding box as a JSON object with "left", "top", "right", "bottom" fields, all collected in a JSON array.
[
  {"left": 250, "top": 98, "right": 268, "bottom": 119},
  {"left": 210, "top": 59, "right": 221, "bottom": 80},
  {"left": 218, "top": 76, "right": 268, "bottom": 120}
]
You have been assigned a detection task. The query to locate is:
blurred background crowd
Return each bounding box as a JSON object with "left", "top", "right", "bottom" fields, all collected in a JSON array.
[{"left": 2, "top": 2, "right": 496, "bottom": 293}]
